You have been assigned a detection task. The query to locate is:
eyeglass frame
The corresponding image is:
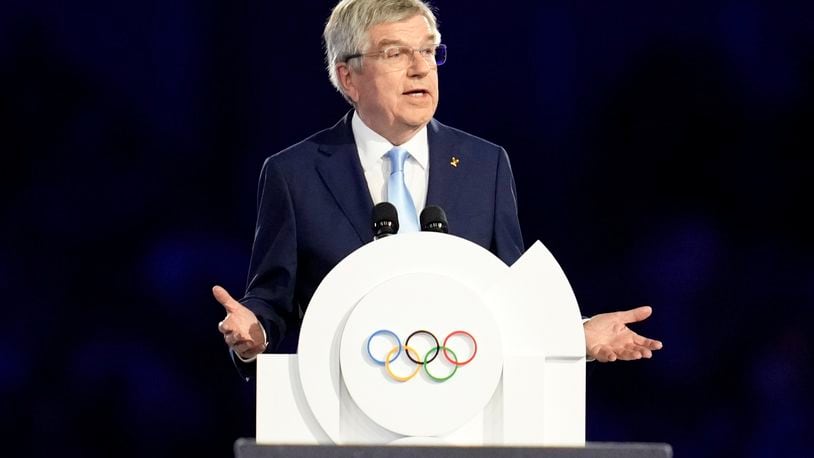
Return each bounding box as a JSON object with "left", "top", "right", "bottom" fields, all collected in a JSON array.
[{"left": 342, "top": 43, "right": 447, "bottom": 69}]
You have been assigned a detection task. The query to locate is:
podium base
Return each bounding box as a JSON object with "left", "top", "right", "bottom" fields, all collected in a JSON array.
[{"left": 234, "top": 438, "right": 672, "bottom": 458}]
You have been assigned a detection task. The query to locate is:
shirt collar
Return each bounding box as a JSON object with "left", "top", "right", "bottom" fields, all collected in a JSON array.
[{"left": 351, "top": 111, "right": 429, "bottom": 170}]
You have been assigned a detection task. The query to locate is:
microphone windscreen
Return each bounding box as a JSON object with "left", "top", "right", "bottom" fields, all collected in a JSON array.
[
  {"left": 372, "top": 202, "right": 399, "bottom": 237},
  {"left": 420, "top": 205, "right": 449, "bottom": 233}
]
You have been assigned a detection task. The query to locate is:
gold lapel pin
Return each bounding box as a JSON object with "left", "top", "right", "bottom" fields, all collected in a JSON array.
[{"left": 450, "top": 156, "right": 460, "bottom": 168}]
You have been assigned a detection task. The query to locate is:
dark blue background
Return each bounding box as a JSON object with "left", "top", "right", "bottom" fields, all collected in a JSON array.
[{"left": 2, "top": 1, "right": 812, "bottom": 456}]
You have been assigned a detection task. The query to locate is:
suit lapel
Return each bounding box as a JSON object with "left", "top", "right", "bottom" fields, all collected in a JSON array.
[
  {"left": 426, "top": 119, "right": 465, "bottom": 214},
  {"left": 315, "top": 113, "right": 374, "bottom": 243},
  {"left": 315, "top": 115, "right": 462, "bottom": 242}
]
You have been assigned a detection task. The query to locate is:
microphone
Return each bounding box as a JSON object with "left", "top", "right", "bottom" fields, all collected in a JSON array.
[
  {"left": 372, "top": 202, "right": 399, "bottom": 239},
  {"left": 420, "top": 206, "right": 449, "bottom": 233}
]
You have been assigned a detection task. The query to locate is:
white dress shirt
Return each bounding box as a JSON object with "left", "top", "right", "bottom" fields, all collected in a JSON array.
[{"left": 351, "top": 111, "right": 429, "bottom": 215}]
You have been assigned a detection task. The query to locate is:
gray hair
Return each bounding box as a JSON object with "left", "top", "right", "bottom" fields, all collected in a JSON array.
[{"left": 324, "top": 0, "right": 441, "bottom": 103}]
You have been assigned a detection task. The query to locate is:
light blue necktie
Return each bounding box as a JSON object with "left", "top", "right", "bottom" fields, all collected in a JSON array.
[{"left": 386, "top": 147, "right": 419, "bottom": 233}]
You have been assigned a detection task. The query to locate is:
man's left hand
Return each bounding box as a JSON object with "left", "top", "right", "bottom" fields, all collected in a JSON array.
[{"left": 584, "top": 306, "right": 663, "bottom": 362}]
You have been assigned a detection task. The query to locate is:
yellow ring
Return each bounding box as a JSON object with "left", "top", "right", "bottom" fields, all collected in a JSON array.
[{"left": 384, "top": 345, "right": 421, "bottom": 382}]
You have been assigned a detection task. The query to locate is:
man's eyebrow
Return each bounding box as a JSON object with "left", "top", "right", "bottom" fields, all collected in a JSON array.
[
  {"left": 375, "top": 35, "right": 438, "bottom": 48},
  {"left": 376, "top": 38, "right": 406, "bottom": 48}
]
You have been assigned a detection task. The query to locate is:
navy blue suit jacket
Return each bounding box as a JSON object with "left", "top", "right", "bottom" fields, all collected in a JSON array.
[{"left": 236, "top": 111, "right": 523, "bottom": 374}]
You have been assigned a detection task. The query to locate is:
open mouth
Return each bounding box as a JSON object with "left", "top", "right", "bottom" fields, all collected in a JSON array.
[{"left": 403, "top": 89, "right": 430, "bottom": 97}]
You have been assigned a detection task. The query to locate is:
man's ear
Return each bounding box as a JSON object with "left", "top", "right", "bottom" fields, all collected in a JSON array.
[{"left": 337, "top": 63, "right": 359, "bottom": 103}]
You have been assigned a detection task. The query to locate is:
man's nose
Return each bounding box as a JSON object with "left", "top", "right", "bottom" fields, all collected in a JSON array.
[{"left": 407, "top": 50, "right": 432, "bottom": 76}]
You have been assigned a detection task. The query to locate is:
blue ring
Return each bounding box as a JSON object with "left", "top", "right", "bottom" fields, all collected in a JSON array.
[{"left": 367, "top": 329, "right": 401, "bottom": 365}]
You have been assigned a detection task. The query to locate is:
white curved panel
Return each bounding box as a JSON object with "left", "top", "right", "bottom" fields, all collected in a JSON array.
[
  {"left": 297, "top": 232, "right": 508, "bottom": 443},
  {"left": 340, "top": 272, "right": 503, "bottom": 437}
]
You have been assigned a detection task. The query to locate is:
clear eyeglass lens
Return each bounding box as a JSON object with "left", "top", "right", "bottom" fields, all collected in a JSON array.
[
  {"left": 381, "top": 45, "right": 446, "bottom": 68},
  {"left": 383, "top": 47, "right": 405, "bottom": 60},
  {"left": 434, "top": 45, "right": 447, "bottom": 66}
]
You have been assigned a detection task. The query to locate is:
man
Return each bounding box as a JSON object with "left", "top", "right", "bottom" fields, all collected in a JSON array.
[{"left": 215, "top": 0, "right": 662, "bottom": 380}]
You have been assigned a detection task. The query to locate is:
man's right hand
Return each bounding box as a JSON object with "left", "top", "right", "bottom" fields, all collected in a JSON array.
[{"left": 214, "top": 285, "right": 267, "bottom": 360}]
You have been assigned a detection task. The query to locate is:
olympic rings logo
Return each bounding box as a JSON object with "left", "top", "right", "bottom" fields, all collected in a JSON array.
[{"left": 366, "top": 329, "right": 478, "bottom": 382}]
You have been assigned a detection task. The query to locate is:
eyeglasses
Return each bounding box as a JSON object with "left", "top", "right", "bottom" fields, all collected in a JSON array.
[{"left": 344, "top": 44, "right": 447, "bottom": 70}]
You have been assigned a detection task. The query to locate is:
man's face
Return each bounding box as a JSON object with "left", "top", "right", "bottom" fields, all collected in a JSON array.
[{"left": 340, "top": 14, "right": 439, "bottom": 144}]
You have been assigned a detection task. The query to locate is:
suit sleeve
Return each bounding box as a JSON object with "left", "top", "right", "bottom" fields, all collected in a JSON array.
[
  {"left": 491, "top": 147, "right": 525, "bottom": 266},
  {"left": 232, "top": 157, "right": 299, "bottom": 380}
]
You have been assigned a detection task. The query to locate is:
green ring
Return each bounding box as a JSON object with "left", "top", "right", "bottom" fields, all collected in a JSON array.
[{"left": 423, "top": 346, "right": 458, "bottom": 382}]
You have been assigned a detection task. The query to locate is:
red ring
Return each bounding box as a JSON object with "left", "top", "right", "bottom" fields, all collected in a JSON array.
[{"left": 443, "top": 330, "right": 477, "bottom": 366}]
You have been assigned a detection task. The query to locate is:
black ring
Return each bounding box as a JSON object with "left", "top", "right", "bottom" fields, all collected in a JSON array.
[{"left": 405, "top": 330, "right": 439, "bottom": 365}]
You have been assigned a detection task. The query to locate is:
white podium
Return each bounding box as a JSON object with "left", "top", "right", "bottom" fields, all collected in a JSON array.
[{"left": 256, "top": 233, "right": 586, "bottom": 446}]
